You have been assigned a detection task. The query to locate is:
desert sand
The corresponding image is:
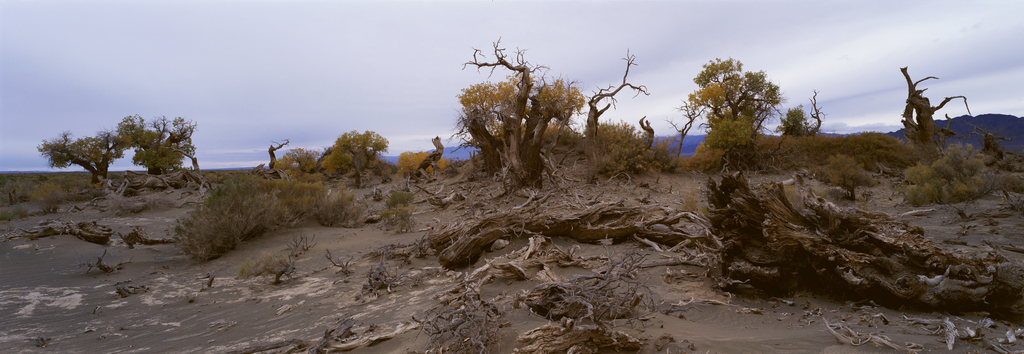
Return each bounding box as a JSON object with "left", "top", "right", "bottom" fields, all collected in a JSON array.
[{"left": 2, "top": 170, "right": 1023, "bottom": 353}]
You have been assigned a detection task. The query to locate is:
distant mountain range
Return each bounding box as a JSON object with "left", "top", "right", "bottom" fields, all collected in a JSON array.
[{"left": 885, "top": 114, "right": 1024, "bottom": 153}]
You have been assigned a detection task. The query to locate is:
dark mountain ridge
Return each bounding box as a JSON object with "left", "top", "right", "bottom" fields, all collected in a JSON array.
[{"left": 885, "top": 113, "right": 1024, "bottom": 153}]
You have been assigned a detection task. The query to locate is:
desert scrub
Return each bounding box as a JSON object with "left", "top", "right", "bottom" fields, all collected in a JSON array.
[
  {"left": 381, "top": 191, "right": 416, "bottom": 233},
  {"left": 818, "top": 154, "right": 874, "bottom": 200},
  {"left": 314, "top": 189, "right": 365, "bottom": 227},
  {"left": 256, "top": 178, "right": 323, "bottom": 224},
  {"left": 31, "top": 181, "right": 68, "bottom": 214},
  {"left": 902, "top": 143, "right": 987, "bottom": 206},
  {"left": 238, "top": 253, "right": 295, "bottom": 284},
  {"left": 597, "top": 121, "right": 677, "bottom": 175},
  {"left": 174, "top": 176, "right": 281, "bottom": 260}
]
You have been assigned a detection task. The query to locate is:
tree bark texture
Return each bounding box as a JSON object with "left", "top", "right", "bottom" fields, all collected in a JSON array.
[{"left": 708, "top": 172, "right": 1024, "bottom": 314}]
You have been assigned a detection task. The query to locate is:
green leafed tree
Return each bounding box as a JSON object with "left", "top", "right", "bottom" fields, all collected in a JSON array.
[
  {"left": 38, "top": 130, "right": 128, "bottom": 184},
  {"left": 117, "top": 115, "right": 197, "bottom": 175},
  {"left": 688, "top": 58, "right": 783, "bottom": 169},
  {"left": 323, "top": 130, "right": 388, "bottom": 187},
  {"left": 777, "top": 91, "right": 824, "bottom": 138}
]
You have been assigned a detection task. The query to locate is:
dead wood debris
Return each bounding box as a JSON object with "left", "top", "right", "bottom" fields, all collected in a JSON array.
[
  {"left": 823, "top": 317, "right": 923, "bottom": 353},
  {"left": 708, "top": 172, "right": 1024, "bottom": 314},
  {"left": 119, "top": 226, "right": 173, "bottom": 248},
  {"left": 117, "top": 170, "right": 212, "bottom": 196},
  {"left": 7, "top": 219, "right": 113, "bottom": 245},
  {"left": 517, "top": 250, "right": 655, "bottom": 325},
  {"left": 514, "top": 317, "right": 642, "bottom": 354},
  {"left": 420, "top": 289, "right": 504, "bottom": 354},
  {"left": 249, "top": 163, "right": 291, "bottom": 180},
  {"left": 428, "top": 199, "right": 716, "bottom": 269},
  {"left": 77, "top": 249, "right": 128, "bottom": 274}
]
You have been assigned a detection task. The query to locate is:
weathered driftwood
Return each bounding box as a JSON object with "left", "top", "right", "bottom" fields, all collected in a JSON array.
[
  {"left": 514, "top": 317, "right": 642, "bottom": 354},
  {"left": 414, "top": 136, "right": 445, "bottom": 181},
  {"left": 249, "top": 164, "right": 291, "bottom": 180},
  {"left": 118, "top": 170, "right": 211, "bottom": 196},
  {"left": 119, "top": 226, "right": 173, "bottom": 248},
  {"left": 708, "top": 172, "right": 1024, "bottom": 313},
  {"left": 428, "top": 201, "right": 714, "bottom": 269},
  {"left": 11, "top": 219, "right": 112, "bottom": 245}
]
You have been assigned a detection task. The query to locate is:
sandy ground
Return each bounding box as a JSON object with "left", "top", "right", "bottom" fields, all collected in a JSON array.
[{"left": 2, "top": 170, "right": 1024, "bottom": 353}]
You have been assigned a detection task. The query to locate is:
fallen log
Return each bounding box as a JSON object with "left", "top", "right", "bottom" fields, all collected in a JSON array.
[
  {"left": 119, "top": 226, "right": 173, "bottom": 248},
  {"left": 708, "top": 172, "right": 1024, "bottom": 314},
  {"left": 11, "top": 219, "right": 112, "bottom": 245},
  {"left": 428, "top": 201, "right": 714, "bottom": 269}
]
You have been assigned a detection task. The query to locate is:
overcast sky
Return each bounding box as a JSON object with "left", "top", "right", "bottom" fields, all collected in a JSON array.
[{"left": 2, "top": 1, "right": 1022, "bottom": 172}]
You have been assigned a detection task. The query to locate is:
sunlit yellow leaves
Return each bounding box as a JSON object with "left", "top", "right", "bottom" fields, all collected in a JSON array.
[{"left": 396, "top": 151, "right": 449, "bottom": 175}]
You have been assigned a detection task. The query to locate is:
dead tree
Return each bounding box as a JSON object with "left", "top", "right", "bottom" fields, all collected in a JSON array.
[
  {"left": 415, "top": 136, "right": 444, "bottom": 181},
  {"left": 900, "top": 67, "right": 970, "bottom": 165},
  {"left": 708, "top": 172, "right": 1024, "bottom": 314},
  {"left": 460, "top": 40, "right": 573, "bottom": 191},
  {"left": 806, "top": 90, "right": 824, "bottom": 136},
  {"left": 267, "top": 139, "right": 289, "bottom": 169},
  {"left": 638, "top": 117, "right": 654, "bottom": 151},
  {"left": 667, "top": 102, "right": 703, "bottom": 158},
  {"left": 584, "top": 52, "right": 649, "bottom": 183},
  {"left": 172, "top": 147, "right": 201, "bottom": 172}
]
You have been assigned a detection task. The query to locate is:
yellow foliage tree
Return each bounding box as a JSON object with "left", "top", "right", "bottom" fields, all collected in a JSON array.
[{"left": 397, "top": 151, "right": 449, "bottom": 175}]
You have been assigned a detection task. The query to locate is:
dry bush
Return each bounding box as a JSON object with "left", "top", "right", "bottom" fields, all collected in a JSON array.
[
  {"left": 238, "top": 253, "right": 296, "bottom": 284},
  {"left": 255, "top": 178, "right": 323, "bottom": 224},
  {"left": 817, "top": 154, "right": 874, "bottom": 200},
  {"left": 597, "top": 121, "right": 676, "bottom": 175},
  {"left": 174, "top": 176, "right": 281, "bottom": 260},
  {"left": 314, "top": 190, "right": 365, "bottom": 227},
  {"left": 0, "top": 205, "right": 29, "bottom": 222},
  {"left": 787, "top": 133, "right": 916, "bottom": 170},
  {"left": 422, "top": 290, "right": 503, "bottom": 354},
  {"left": 31, "top": 181, "right": 68, "bottom": 214},
  {"left": 683, "top": 144, "right": 725, "bottom": 173},
  {"left": 381, "top": 204, "right": 416, "bottom": 233},
  {"left": 902, "top": 143, "right": 988, "bottom": 206}
]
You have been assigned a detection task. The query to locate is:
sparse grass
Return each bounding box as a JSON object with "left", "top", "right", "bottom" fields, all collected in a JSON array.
[{"left": 31, "top": 181, "right": 68, "bottom": 214}]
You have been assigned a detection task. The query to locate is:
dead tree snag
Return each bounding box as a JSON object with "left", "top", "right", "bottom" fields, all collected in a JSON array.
[
  {"left": 267, "top": 139, "right": 289, "bottom": 169},
  {"left": 900, "top": 67, "right": 969, "bottom": 165},
  {"left": 415, "top": 136, "right": 444, "bottom": 181},
  {"left": 639, "top": 117, "right": 654, "bottom": 151},
  {"left": 668, "top": 102, "right": 703, "bottom": 157},
  {"left": 584, "top": 52, "right": 649, "bottom": 183}
]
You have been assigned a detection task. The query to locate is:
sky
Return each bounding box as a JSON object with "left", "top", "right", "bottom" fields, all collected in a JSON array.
[{"left": 2, "top": 0, "right": 1023, "bottom": 172}]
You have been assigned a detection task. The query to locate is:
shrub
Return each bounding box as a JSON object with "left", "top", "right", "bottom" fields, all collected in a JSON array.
[
  {"left": 381, "top": 190, "right": 416, "bottom": 233},
  {"left": 396, "top": 151, "right": 450, "bottom": 175},
  {"left": 381, "top": 204, "right": 416, "bottom": 233},
  {"left": 238, "top": 253, "right": 295, "bottom": 284},
  {"left": 819, "top": 154, "right": 874, "bottom": 200},
  {"left": 31, "top": 181, "right": 68, "bottom": 214},
  {"left": 902, "top": 143, "right": 987, "bottom": 206},
  {"left": 596, "top": 121, "right": 676, "bottom": 175},
  {"left": 683, "top": 143, "right": 725, "bottom": 173},
  {"left": 256, "top": 179, "right": 323, "bottom": 224},
  {"left": 314, "top": 190, "right": 365, "bottom": 227},
  {"left": 174, "top": 176, "right": 281, "bottom": 260},
  {"left": 0, "top": 205, "right": 29, "bottom": 222},
  {"left": 386, "top": 191, "right": 415, "bottom": 208}
]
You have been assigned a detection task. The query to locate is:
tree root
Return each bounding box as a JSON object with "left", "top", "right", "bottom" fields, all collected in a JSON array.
[
  {"left": 9, "top": 219, "right": 113, "bottom": 245},
  {"left": 514, "top": 317, "right": 642, "bottom": 354},
  {"left": 428, "top": 200, "right": 715, "bottom": 269},
  {"left": 708, "top": 172, "right": 1024, "bottom": 314}
]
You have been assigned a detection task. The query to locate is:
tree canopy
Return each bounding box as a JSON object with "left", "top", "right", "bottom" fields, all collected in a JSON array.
[
  {"left": 38, "top": 130, "right": 128, "bottom": 183},
  {"left": 457, "top": 43, "right": 585, "bottom": 191},
  {"left": 116, "top": 115, "right": 197, "bottom": 175},
  {"left": 323, "top": 130, "right": 388, "bottom": 187}
]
